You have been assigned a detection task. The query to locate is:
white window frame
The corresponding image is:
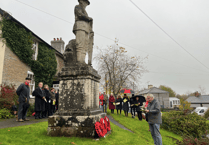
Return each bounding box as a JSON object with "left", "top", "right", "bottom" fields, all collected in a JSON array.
[
  {"left": 32, "top": 42, "right": 39, "bottom": 60},
  {"left": 27, "top": 71, "right": 35, "bottom": 98}
]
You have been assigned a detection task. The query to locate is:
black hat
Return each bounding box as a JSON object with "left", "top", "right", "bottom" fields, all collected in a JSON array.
[
  {"left": 25, "top": 77, "right": 31, "bottom": 80},
  {"left": 78, "top": 0, "right": 90, "bottom": 5}
]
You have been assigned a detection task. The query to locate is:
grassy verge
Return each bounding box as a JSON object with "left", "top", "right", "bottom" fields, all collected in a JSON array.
[{"left": 107, "top": 109, "right": 182, "bottom": 145}]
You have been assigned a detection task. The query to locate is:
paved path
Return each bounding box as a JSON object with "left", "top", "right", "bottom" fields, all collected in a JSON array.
[
  {"left": 0, "top": 116, "right": 48, "bottom": 129},
  {"left": 107, "top": 115, "right": 133, "bottom": 133},
  {"left": 0, "top": 115, "right": 133, "bottom": 133}
]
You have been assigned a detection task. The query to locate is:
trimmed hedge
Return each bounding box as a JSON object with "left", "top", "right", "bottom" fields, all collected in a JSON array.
[
  {"left": 161, "top": 109, "right": 209, "bottom": 138},
  {"left": 0, "top": 108, "right": 13, "bottom": 119}
]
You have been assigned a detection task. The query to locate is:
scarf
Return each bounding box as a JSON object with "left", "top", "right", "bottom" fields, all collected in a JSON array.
[
  {"left": 25, "top": 81, "right": 30, "bottom": 86},
  {"left": 145, "top": 101, "right": 149, "bottom": 108}
]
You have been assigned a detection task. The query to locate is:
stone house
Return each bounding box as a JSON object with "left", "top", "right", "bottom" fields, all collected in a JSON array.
[
  {"left": 139, "top": 85, "right": 170, "bottom": 108},
  {"left": 0, "top": 8, "right": 64, "bottom": 103},
  {"left": 186, "top": 92, "right": 209, "bottom": 108}
]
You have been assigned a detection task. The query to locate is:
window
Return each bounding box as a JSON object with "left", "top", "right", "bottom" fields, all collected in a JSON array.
[
  {"left": 32, "top": 42, "right": 38, "bottom": 60},
  {"left": 199, "top": 109, "right": 204, "bottom": 113},
  {"left": 27, "top": 71, "right": 35, "bottom": 98}
]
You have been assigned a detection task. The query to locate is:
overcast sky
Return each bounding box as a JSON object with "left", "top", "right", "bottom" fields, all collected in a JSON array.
[{"left": 1, "top": 0, "right": 209, "bottom": 95}]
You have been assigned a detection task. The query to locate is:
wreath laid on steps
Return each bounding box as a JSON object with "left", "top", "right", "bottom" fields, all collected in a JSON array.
[{"left": 95, "top": 116, "right": 111, "bottom": 138}]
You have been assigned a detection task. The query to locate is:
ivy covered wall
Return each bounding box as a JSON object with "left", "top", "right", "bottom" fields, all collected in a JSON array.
[{"left": 0, "top": 17, "right": 57, "bottom": 87}]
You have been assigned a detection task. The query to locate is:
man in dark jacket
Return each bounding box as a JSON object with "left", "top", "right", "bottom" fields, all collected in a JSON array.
[
  {"left": 146, "top": 94, "right": 162, "bottom": 145},
  {"left": 135, "top": 96, "right": 142, "bottom": 121},
  {"left": 130, "top": 94, "right": 136, "bottom": 118},
  {"left": 103, "top": 92, "right": 108, "bottom": 113},
  {"left": 55, "top": 90, "right": 59, "bottom": 111},
  {"left": 32, "top": 82, "right": 45, "bottom": 119},
  {"left": 16, "top": 77, "right": 31, "bottom": 122},
  {"left": 49, "top": 88, "right": 56, "bottom": 115},
  {"left": 43, "top": 85, "right": 52, "bottom": 117}
]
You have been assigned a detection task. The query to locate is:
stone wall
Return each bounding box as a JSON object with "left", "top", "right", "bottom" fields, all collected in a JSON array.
[{"left": 2, "top": 46, "right": 32, "bottom": 89}]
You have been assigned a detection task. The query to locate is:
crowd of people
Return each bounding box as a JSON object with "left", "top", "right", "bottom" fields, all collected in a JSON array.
[
  {"left": 99, "top": 92, "right": 163, "bottom": 145},
  {"left": 15, "top": 77, "right": 59, "bottom": 122}
]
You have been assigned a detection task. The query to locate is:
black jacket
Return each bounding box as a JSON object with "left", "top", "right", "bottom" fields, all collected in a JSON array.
[
  {"left": 123, "top": 97, "right": 129, "bottom": 111},
  {"left": 130, "top": 97, "right": 135, "bottom": 108},
  {"left": 32, "top": 87, "right": 45, "bottom": 112},
  {"left": 16, "top": 83, "right": 30, "bottom": 103},
  {"left": 134, "top": 100, "right": 141, "bottom": 112},
  {"left": 115, "top": 98, "right": 123, "bottom": 110},
  {"left": 55, "top": 92, "right": 59, "bottom": 106}
]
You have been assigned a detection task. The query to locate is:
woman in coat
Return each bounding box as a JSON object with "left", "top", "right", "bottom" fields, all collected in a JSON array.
[
  {"left": 109, "top": 94, "right": 115, "bottom": 114},
  {"left": 135, "top": 96, "right": 142, "bottom": 121},
  {"left": 115, "top": 95, "right": 123, "bottom": 115},
  {"left": 123, "top": 94, "right": 130, "bottom": 117},
  {"left": 43, "top": 85, "right": 52, "bottom": 117}
]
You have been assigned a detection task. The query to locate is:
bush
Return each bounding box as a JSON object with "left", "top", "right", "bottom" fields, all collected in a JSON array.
[
  {"left": 0, "top": 108, "right": 13, "bottom": 119},
  {"left": 204, "top": 109, "right": 209, "bottom": 119},
  {"left": 27, "top": 103, "right": 35, "bottom": 117},
  {"left": 161, "top": 109, "right": 209, "bottom": 138},
  {"left": 176, "top": 135, "right": 209, "bottom": 145},
  {"left": 0, "top": 84, "right": 18, "bottom": 110}
]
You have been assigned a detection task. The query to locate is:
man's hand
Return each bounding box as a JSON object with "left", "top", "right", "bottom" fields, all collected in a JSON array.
[
  {"left": 43, "top": 97, "right": 45, "bottom": 99},
  {"left": 146, "top": 110, "right": 149, "bottom": 113},
  {"left": 25, "top": 98, "right": 27, "bottom": 103},
  {"left": 138, "top": 103, "right": 140, "bottom": 105}
]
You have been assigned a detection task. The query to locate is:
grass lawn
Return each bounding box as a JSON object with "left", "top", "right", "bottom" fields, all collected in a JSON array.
[
  {"left": 107, "top": 109, "right": 182, "bottom": 145},
  {"left": 0, "top": 110, "right": 182, "bottom": 145}
]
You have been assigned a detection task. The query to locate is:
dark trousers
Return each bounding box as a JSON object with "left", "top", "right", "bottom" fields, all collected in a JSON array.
[
  {"left": 35, "top": 111, "right": 41, "bottom": 119},
  {"left": 103, "top": 104, "right": 107, "bottom": 113},
  {"left": 124, "top": 110, "right": 128, "bottom": 116},
  {"left": 111, "top": 109, "right": 114, "bottom": 113},
  {"left": 137, "top": 111, "right": 142, "bottom": 120},
  {"left": 18, "top": 102, "right": 28, "bottom": 120},
  {"left": 117, "top": 109, "right": 121, "bottom": 114},
  {"left": 131, "top": 107, "right": 136, "bottom": 116}
]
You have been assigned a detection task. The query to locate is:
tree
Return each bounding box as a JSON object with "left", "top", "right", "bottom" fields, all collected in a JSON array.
[
  {"left": 198, "top": 85, "right": 206, "bottom": 95},
  {"left": 176, "top": 94, "right": 189, "bottom": 101},
  {"left": 159, "top": 85, "right": 176, "bottom": 97},
  {"left": 94, "top": 39, "right": 148, "bottom": 98},
  {"left": 179, "top": 98, "right": 193, "bottom": 111}
]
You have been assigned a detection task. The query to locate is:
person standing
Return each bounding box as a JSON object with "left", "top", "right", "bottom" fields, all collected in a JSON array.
[
  {"left": 32, "top": 82, "right": 45, "bottom": 119},
  {"left": 109, "top": 94, "right": 115, "bottom": 114},
  {"left": 123, "top": 94, "right": 129, "bottom": 117},
  {"left": 49, "top": 88, "right": 56, "bottom": 115},
  {"left": 103, "top": 92, "right": 108, "bottom": 113},
  {"left": 43, "top": 85, "right": 52, "bottom": 117},
  {"left": 55, "top": 90, "right": 59, "bottom": 111},
  {"left": 16, "top": 77, "right": 31, "bottom": 122},
  {"left": 130, "top": 94, "right": 136, "bottom": 118},
  {"left": 99, "top": 93, "right": 104, "bottom": 109},
  {"left": 145, "top": 94, "right": 163, "bottom": 145},
  {"left": 115, "top": 95, "right": 123, "bottom": 115},
  {"left": 135, "top": 96, "right": 142, "bottom": 121}
]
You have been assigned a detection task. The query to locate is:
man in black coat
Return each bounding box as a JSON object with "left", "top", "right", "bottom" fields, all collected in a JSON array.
[
  {"left": 32, "top": 82, "right": 45, "bottom": 119},
  {"left": 130, "top": 94, "right": 136, "bottom": 118},
  {"left": 55, "top": 90, "right": 59, "bottom": 111},
  {"left": 16, "top": 77, "right": 31, "bottom": 122},
  {"left": 135, "top": 96, "right": 142, "bottom": 121}
]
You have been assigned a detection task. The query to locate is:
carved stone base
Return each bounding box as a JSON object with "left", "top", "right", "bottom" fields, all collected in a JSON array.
[{"left": 47, "top": 113, "right": 106, "bottom": 137}]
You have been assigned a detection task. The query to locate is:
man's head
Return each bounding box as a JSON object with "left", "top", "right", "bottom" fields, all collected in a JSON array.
[
  {"left": 78, "top": 0, "right": 90, "bottom": 6},
  {"left": 146, "top": 94, "right": 154, "bottom": 102},
  {"left": 103, "top": 92, "right": 105, "bottom": 95},
  {"left": 118, "top": 95, "right": 121, "bottom": 99},
  {"left": 44, "top": 84, "right": 49, "bottom": 90},
  {"left": 38, "top": 82, "right": 43, "bottom": 88},
  {"left": 136, "top": 97, "right": 139, "bottom": 100},
  {"left": 25, "top": 77, "right": 31, "bottom": 84}
]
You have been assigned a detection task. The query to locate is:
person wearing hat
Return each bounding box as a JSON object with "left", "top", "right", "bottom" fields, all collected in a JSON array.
[
  {"left": 16, "top": 77, "right": 31, "bottom": 122},
  {"left": 73, "top": 0, "right": 93, "bottom": 64},
  {"left": 130, "top": 94, "right": 136, "bottom": 118}
]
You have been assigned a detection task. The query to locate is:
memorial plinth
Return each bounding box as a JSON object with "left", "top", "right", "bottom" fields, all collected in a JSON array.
[{"left": 47, "top": 0, "right": 107, "bottom": 137}]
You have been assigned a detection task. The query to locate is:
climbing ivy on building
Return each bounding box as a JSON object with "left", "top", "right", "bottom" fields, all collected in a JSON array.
[
  {"left": 31, "top": 43, "right": 57, "bottom": 87},
  {"left": 0, "top": 17, "right": 57, "bottom": 87}
]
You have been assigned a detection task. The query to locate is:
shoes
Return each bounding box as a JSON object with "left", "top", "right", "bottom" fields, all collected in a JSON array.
[
  {"left": 24, "top": 118, "right": 30, "bottom": 121},
  {"left": 39, "top": 117, "right": 42, "bottom": 119},
  {"left": 132, "top": 116, "right": 134, "bottom": 118},
  {"left": 18, "top": 119, "right": 24, "bottom": 122}
]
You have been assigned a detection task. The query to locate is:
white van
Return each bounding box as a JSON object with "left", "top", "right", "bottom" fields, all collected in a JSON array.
[{"left": 191, "top": 107, "right": 209, "bottom": 116}]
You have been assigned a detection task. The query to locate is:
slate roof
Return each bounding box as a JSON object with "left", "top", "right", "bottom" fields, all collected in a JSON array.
[
  {"left": 0, "top": 8, "right": 63, "bottom": 57},
  {"left": 186, "top": 95, "right": 209, "bottom": 103},
  {"left": 139, "top": 87, "right": 169, "bottom": 95}
]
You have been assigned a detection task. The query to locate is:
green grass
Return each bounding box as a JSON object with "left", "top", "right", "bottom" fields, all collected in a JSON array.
[
  {"left": 0, "top": 109, "right": 182, "bottom": 145},
  {"left": 108, "top": 109, "right": 182, "bottom": 145}
]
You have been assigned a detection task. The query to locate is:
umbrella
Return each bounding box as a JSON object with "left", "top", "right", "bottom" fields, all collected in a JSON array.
[
  {"left": 133, "top": 95, "right": 146, "bottom": 106},
  {"left": 120, "top": 89, "right": 134, "bottom": 94}
]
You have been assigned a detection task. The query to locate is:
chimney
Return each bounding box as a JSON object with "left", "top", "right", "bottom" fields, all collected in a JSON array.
[
  {"left": 195, "top": 91, "right": 200, "bottom": 97},
  {"left": 51, "top": 37, "right": 65, "bottom": 54},
  {"left": 148, "top": 85, "right": 153, "bottom": 89}
]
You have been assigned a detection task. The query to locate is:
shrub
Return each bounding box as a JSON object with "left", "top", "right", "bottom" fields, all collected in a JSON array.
[
  {"left": 27, "top": 103, "right": 35, "bottom": 117},
  {"left": 176, "top": 135, "right": 209, "bottom": 145},
  {"left": 0, "top": 108, "right": 13, "bottom": 119},
  {"left": 0, "top": 84, "right": 18, "bottom": 110},
  {"left": 161, "top": 109, "right": 209, "bottom": 138},
  {"left": 204, "top": 109, "right": 209, "bottom": 119}
]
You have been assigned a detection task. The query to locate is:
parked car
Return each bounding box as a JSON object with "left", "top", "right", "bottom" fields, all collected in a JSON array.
[{"left": 191, "top": 107, "right": 209, "bottom": 116}]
